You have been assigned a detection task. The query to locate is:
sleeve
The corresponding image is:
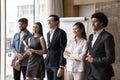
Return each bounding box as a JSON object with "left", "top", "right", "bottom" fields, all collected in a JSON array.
[
  {"left": 69, "top": 40, "right": 88, "bottom": 61},
  {"left": 11, "top": 34, "right": 16, "bottom": 52},
  {"left": 59, "top": 30, "right": 67, "bottom": 66},
  {"left": 64, "top": 40, "right": 72, "bottom": 59}
]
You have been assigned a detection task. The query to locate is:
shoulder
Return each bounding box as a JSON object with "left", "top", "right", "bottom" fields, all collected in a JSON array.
[
  {"left": 39, "top": 36, "right": 45, "bottom": 42},
  {"left": 15, "top": 32, "right": 20, "bottom": 35},
  {"left": 13, "top": 32, "right": 20, "bottom": 37},
  {"left": 82, "top": 38, "right": 88, "bottom": 42},
  {"left": 102, "top": 30, "right": 114, "bottom": 39},
  {"left": 39, "top": 36, "right": 44, "bottom": 40},
  {"left": 57, "top": 27, "right": 66, "bottom": 33},
  {"left": 81, "top": 38, "right": 88, "bottom": 44},
  {"left": 69, "top": 39, "right": 75, "bottom": 43},
  {"left": 26, "top": 30, "right": 32, "bottom": 36},
  {"left": 103, "top": 30, "right": 113, "bottom": 36}
]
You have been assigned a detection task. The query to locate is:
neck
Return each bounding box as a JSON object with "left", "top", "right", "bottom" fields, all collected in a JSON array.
[
  {"left": 34, "top": 33, "right": 40, "bottom": 37},
  {"left": 21, "top": 30, "right": 27, "bottom": 34},
  {"left": 75, "top": 36, "right": 82, "bottom": 43}
]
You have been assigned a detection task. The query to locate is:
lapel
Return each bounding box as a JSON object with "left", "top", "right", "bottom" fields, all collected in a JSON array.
[
  {"left": 47, "top": 32, "right": 51, "bottom": 48},
  {"left": 48, "top": 27, "right": 59, "bottom": 48},
  {"left": 92, "top": 30, "right": 105, "bottom": 49}
]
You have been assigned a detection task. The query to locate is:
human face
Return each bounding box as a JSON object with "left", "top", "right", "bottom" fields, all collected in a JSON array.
[
  {"left": 33, "top": 24, "right": 40, "bottom": 34},
  {"left": 18, "top": 22, "right": 27, "bottom": 31},
  {"left": 73, "top": 25, "right": 82, "bottom": 37},
  {"left": 91, "top": 17, "right": 103, "bottom": 31},
  {"left": 47, "top": 17, "right": 58, "bottom": 29}
]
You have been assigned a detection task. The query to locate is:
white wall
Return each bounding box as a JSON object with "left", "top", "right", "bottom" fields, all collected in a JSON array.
[
  {"left": 60, "top": 17, "right": 87, "bottom": 42},
  {"left": 79, "top": 4, "right": 95, "bottom": 37}
]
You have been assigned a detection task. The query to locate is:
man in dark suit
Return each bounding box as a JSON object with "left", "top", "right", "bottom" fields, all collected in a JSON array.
[
  {"left": 45, "top": 14, "right": 67, "bottom": 80},
  {"left": 85, "top": 12, "right": 115, "bottom": 80}
]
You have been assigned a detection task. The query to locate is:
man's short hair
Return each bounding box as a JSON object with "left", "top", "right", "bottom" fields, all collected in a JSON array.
[
  {"left": 91, "top": 12, "right": 108, "bottom": 28},
  {"left": 49, "top": 14, "right": 59, "bottom": 22},
  {"left": 18, "top": 18, "right": 28, "bottom": 24}
]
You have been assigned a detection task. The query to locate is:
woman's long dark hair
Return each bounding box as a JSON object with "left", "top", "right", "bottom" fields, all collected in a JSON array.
[
  {"left": 74, "top": 22, "right": 87, "bottom": 40},
  {"left": 34, "top": 22, "right": 43, "bottom": 36}
]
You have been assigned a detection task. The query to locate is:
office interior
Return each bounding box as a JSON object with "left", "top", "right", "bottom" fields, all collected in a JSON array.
[{"left": 1, "top": 0, "right": 120, "bottom": 80}]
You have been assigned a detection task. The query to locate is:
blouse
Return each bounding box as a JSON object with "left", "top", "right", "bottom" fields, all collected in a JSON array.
[{"left": 64, "top": 38, "right": 88, "bottom": 72}]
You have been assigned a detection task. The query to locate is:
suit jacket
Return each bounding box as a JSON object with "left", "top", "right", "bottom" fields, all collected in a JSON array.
[
  {"left": 87, "top": 29, "right": 115, "bottom": 80},
  {"left": 45, "top": 27, "right": 67, "bottom": 68}
]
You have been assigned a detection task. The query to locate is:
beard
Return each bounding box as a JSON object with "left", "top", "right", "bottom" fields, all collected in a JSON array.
[{"left": 19, "top": 26, "right": 26, "bottom": 31}]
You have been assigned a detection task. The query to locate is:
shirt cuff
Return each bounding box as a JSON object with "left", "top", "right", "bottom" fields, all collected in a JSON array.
[{"left": 59, "top": 65, "right": 64, "bottom": 69}]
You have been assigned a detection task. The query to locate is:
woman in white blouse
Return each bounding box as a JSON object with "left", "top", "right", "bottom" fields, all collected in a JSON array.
[{"left": 64, "top": 22, "right": 88, "bottom": 80}]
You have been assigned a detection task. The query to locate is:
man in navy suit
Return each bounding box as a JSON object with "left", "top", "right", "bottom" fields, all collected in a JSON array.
[
  {"left": 86, "top": 12, "right": 115, "bottom": 80},
  {"left": 45, "top": 14, "right": 67, "bottom": 80}
]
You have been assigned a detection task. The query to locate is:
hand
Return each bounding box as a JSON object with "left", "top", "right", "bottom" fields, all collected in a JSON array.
[
  {"left": 57, "top": 68, "right": 64, "bottom": 78},
  {"left": 64, "top": 51, "right": 70, "bottom": 57},
  {"left": 25, "top": 47, "right": 32, "bottom": 55},
  {"left": 85, "top": 55, "right": 93, "bottom": 63},
  {"left": 15, "top": 60, "right": 20, "bottom": 66},
  {"left": 17, "top": 53, "right": 23, "bottom": 60}
]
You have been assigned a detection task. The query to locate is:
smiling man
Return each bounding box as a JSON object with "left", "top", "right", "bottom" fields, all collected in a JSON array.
[{"left": 86, "top": 12, "right": 115, "bottom": 80}]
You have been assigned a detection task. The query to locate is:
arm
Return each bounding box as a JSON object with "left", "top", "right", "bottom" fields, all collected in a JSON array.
[
  {"left": 86, "top": 35, "right": 115, "bottom": 65},
  {"left": 11, "top": 34, "right": 22, "bottom": 60},
  {"left": 70, "top": 40, "right": 88, "bottom": 61},
  {"left": 93, "top": 35, "right": 115, "bottom": 64},
  {"left": 59, "top": 31, "right": 67, "bottom": 66},
  {"left": 57, "top": 30, "right": 67, "bottom": 78}
]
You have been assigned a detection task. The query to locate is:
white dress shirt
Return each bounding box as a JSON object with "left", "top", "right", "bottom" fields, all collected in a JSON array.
[
  {"left": 92, "top": 29, "right": 103, "bottom": 47},
  {"left": 49, "top": 27, "right": 57, "bottom": 42},
  {"left": 64, "top": 38, "right": 88, "bottom": 72}
]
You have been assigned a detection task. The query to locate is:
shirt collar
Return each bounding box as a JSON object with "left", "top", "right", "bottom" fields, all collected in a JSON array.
[
  {"left": 50, "top": 27, "right": 57, "bottom": 33},
  {"left": 93, "top": 29, "right": 104, "bottom": 35}
]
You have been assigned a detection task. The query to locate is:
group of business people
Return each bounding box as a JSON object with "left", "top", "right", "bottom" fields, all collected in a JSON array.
[{"left": 11, "top": 12, "right": 115, "bottom": 80}]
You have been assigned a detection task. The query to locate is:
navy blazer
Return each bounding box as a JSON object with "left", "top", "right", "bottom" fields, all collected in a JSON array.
[
  {"left": 45, "top": 27, "right": 67, "bottom": 68},
  {"left": 87, "top": 29, "right": 115, "bottom": 80}
]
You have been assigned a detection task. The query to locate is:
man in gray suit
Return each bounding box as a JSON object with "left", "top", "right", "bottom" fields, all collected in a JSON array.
[{"left": 86, "top": 12, "right": 115, "bottom": 80}]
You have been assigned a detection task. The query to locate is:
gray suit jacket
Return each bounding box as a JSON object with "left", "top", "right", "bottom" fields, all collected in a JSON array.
[{"left": 87, "top": 29, "right": 115, "bottom": 80}]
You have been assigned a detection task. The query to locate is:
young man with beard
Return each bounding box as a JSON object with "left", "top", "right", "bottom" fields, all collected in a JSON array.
[{"left": 11, "top": 18, "right": 32, "bottom": 80}]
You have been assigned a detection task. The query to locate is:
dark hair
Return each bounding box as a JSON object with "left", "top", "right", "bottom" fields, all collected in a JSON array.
[
  {"left": 74, "top": 22, "right": 87, "bottom": 40},
  {"left": 49, "top": 14, "right": 59, "bottom": 22},
  {"left": 91, "top": 12, "right": 108, "bottom": 28},
  {"left": 34, "top": 22, "right": 43, "bottom": 36},
  {"left": 18, "top": 18, "right": 28, "bottom": 24}
]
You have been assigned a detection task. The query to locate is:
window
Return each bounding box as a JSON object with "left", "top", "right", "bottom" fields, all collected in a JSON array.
[
  {"left": 1, "top": 0, "right": 47, "bottom": 79},
  {"left": 6, "top": 0, "right": 34, "bottom": 80},
  {"left": 17, "top": 5, "right": 34, "bottom": 16}
]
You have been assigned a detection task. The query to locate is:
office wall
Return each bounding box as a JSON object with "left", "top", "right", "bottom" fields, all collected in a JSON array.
[
  {"left": 64, "top": 0, "right": 120, "bottom": 80},
  {"left": 79, "top": 1, "right": 120, "bottom": 80},
  {"left": 63, "top": 0, "right": 115, "bottom": 17},
  {"left": 79, "top": 4, "right": 95, "bottom": 37},
  {"left": 74, "top": 0, "right": 114, "bottom": 5},
  {"left": 95, "top": 1, "right": 120, "bottom": 80}
]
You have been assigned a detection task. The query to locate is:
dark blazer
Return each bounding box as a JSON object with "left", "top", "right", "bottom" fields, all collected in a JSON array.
[
  {"left": 87, "top": 29, "right": 115, "bottom": 80},
  {"left": 45, "top": 27, "right": 67, "bottom": 68}
]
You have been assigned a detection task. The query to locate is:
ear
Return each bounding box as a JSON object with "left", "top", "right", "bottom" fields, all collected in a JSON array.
[{"left": 100, "top": 22, "right": 103, "bottom": 26}]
